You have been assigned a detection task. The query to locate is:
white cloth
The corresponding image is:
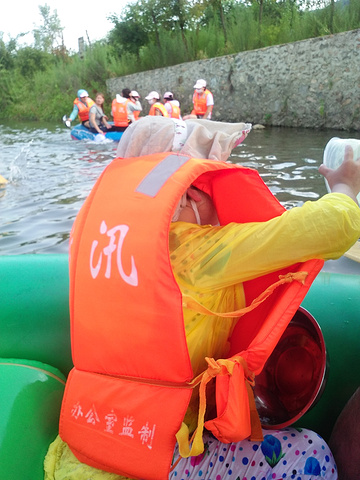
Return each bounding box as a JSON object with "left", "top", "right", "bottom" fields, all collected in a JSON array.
[
  {"left": 115, "top": 94, "right": 126, "bottom": 104},
  {"left": 116, "top": 116, "right": 252, "bottom": 162}
]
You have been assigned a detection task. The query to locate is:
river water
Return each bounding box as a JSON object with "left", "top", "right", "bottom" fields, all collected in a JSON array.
[{"left": 1, "top": 121, "right": 359, "bottom": 255}]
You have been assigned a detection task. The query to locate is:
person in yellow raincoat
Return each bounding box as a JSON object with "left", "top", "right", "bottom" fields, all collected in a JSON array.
[{"left": 45, "top": 117, "right": 360, "bottom": 480}]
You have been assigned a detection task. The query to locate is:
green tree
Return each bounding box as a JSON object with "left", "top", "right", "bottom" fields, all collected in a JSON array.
[
  {"left": 14, "top": 47, "right": 53, "bottom": 77},
  {"left": 108, "top": 0, "right": 194, "bottom": 59},
  {"left": 0, "top": 35, "right": 15, "bottom": 70},
  {"left": 167, "top": 0, "right": 192, "bottom": 57},
  {"left": 108, "top": 5, "right": 150, "bottom": 56},
  {"left": 200, "top": 0, "right": 229, "bottom": 44},
  {"left": 33, "top": 4, "right": 64, "bottom": 53}
]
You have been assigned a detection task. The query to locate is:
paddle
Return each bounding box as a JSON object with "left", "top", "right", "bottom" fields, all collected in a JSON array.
[{"left": 62, "top": 115, "right": 71, "bottom": 128}]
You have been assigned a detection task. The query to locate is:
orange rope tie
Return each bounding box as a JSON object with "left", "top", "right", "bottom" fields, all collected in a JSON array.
[
  {"left": 175, "top": 355, "right": 262, "bottom": 459},
  {"left": 183, "top": 271, "right": 309, "bottom": 319}
]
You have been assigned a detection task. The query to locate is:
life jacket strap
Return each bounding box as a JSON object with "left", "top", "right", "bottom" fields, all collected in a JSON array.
[{"left": 182, "top": 271, "right": 309, "bottom": 318}]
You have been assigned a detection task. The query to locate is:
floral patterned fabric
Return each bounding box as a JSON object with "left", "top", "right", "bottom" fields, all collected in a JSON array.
[{"left": 170, "top": 428, "right": 337, "bottom": 480}]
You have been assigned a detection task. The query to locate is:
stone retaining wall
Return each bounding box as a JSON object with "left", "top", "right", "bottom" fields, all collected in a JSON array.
[{"left": 107, "top": 29, "right": 360, "bottom": 130}]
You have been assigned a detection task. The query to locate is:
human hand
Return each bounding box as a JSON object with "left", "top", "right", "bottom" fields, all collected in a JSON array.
[
  {"left": 319, "top": 145, "right": 360, "bottom": 204},
  {"left": 183, "top": 114, "right": 197, "bottom": 120}
]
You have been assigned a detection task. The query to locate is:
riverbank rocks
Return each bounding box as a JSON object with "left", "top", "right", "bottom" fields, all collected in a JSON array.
[{"left": 107, "top": 29, "right": 360, "bottom": 131}]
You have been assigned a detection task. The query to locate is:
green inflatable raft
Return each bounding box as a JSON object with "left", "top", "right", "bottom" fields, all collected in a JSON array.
[{"left": 1, "top": 254, "right": 360, "bottom": 479}]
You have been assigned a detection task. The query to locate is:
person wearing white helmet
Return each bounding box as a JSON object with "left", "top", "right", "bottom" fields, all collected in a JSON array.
[
  {"left": 128, "top": 90, "right": 142, "bottom": 122},
  {"left": 163, "top": 91, "right": 182, "bottom": 119},
  {"left": 64, "top": 89, "right": 95, "bottom": 128},
  {"left": 145, "top": 91, "right": 169, "bottom": 117},
  {"left": 111, "top": 88, "right": 143, "bottom": 131},
  {"left": 183, "top": 79, "right": 214, "bottom": 120}
]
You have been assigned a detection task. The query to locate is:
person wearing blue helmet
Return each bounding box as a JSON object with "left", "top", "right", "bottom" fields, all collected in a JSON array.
[{"left": 64, "top": 89, "right": 95, "bottom": 128}]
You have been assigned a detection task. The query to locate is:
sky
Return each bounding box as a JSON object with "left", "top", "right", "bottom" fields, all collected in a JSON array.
[{"left": 1, "top": 0, "right": 130, "bottom": 52}]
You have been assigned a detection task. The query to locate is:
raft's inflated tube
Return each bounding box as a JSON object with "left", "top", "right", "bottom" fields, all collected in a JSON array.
[
  {"left": 0, "top": 254, "right": 72, "bottom": 376},
  {"left": 296, "top": 271, "right": 360, "bottom": 440},
  {"left": 0, "top": 358, "right": 65, "bottom": 479},
  {"left": 1, "top": 254, "right": 360, "bottom": 450}
]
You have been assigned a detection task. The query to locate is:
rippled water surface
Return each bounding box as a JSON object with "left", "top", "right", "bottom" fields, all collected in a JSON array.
[{"left": 1, "top": 121, "right": 359, "bottom": 254}]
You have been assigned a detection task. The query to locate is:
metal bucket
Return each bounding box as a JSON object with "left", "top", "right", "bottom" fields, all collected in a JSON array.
[{"left": 254, "top": 306, "right": 328, "bottom": 429}]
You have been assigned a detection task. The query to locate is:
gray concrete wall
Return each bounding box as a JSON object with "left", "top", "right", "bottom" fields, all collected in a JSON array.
[{"left": 106, "top": 29, "right": 360, "bottom": 130}]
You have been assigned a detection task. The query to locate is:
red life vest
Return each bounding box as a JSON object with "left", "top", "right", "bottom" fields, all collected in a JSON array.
[
  {"left": 191, "top": 89, "right": 212, "bottom": 116},
  {"left": 112, "top": 99, "right": 130, "bottom": 127},
  {"left": 60, "top": 153, "right": 323, "bottom": 479},
  {"left": 149, "top": 102, "right": 169, "bottom": 117},
  {"left": 74, "top": 97, "right": 95, "bottom": 122}
]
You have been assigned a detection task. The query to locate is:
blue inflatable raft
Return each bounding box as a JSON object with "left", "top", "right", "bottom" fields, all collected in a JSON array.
[{"left": 70, "top": 124, "right": 124, "bottom": 142}]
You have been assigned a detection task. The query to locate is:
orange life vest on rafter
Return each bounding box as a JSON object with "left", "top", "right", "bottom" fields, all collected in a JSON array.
[
  {"left": 191, "top": 89, "right": 212, "bottom": 116},
  {"left": 149, "top": 102, "right": 169, "bottom": 117},
  {"left": 74, "top": 97, "right": 95, "bottom": 122},
  {"left": 166, "top": 101, "right": 181, "bottom": 119},
  {"left": 112, "top": 98, "right": 130, "bottom": 127},
  {"left": 60, "top": 153, "right": 323, "bottom": 480}
]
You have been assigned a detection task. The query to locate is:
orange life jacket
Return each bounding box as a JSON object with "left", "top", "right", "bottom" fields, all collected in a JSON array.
[
  {"left": 74, "top": 97, "right": 95, "bottom": 122},
  {"left": 112, "top": 99, "right": 130, "bottom": 127},
  {"left": 166, "top": 101, "right": 181, "bottom": 119},
  {"left": 60, "top": 153, "right": 323, "bottom": 480},
  {"left": 149, "top": 102, "right": 169, "bottom": 117},
  {"left": 191, "top": 89, "right": 212, "bottom": 116}
]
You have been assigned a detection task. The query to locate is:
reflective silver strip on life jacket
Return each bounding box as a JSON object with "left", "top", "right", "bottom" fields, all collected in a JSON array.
[{"left": 136, "top": 154, "right": 190, "bottom": 197}]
